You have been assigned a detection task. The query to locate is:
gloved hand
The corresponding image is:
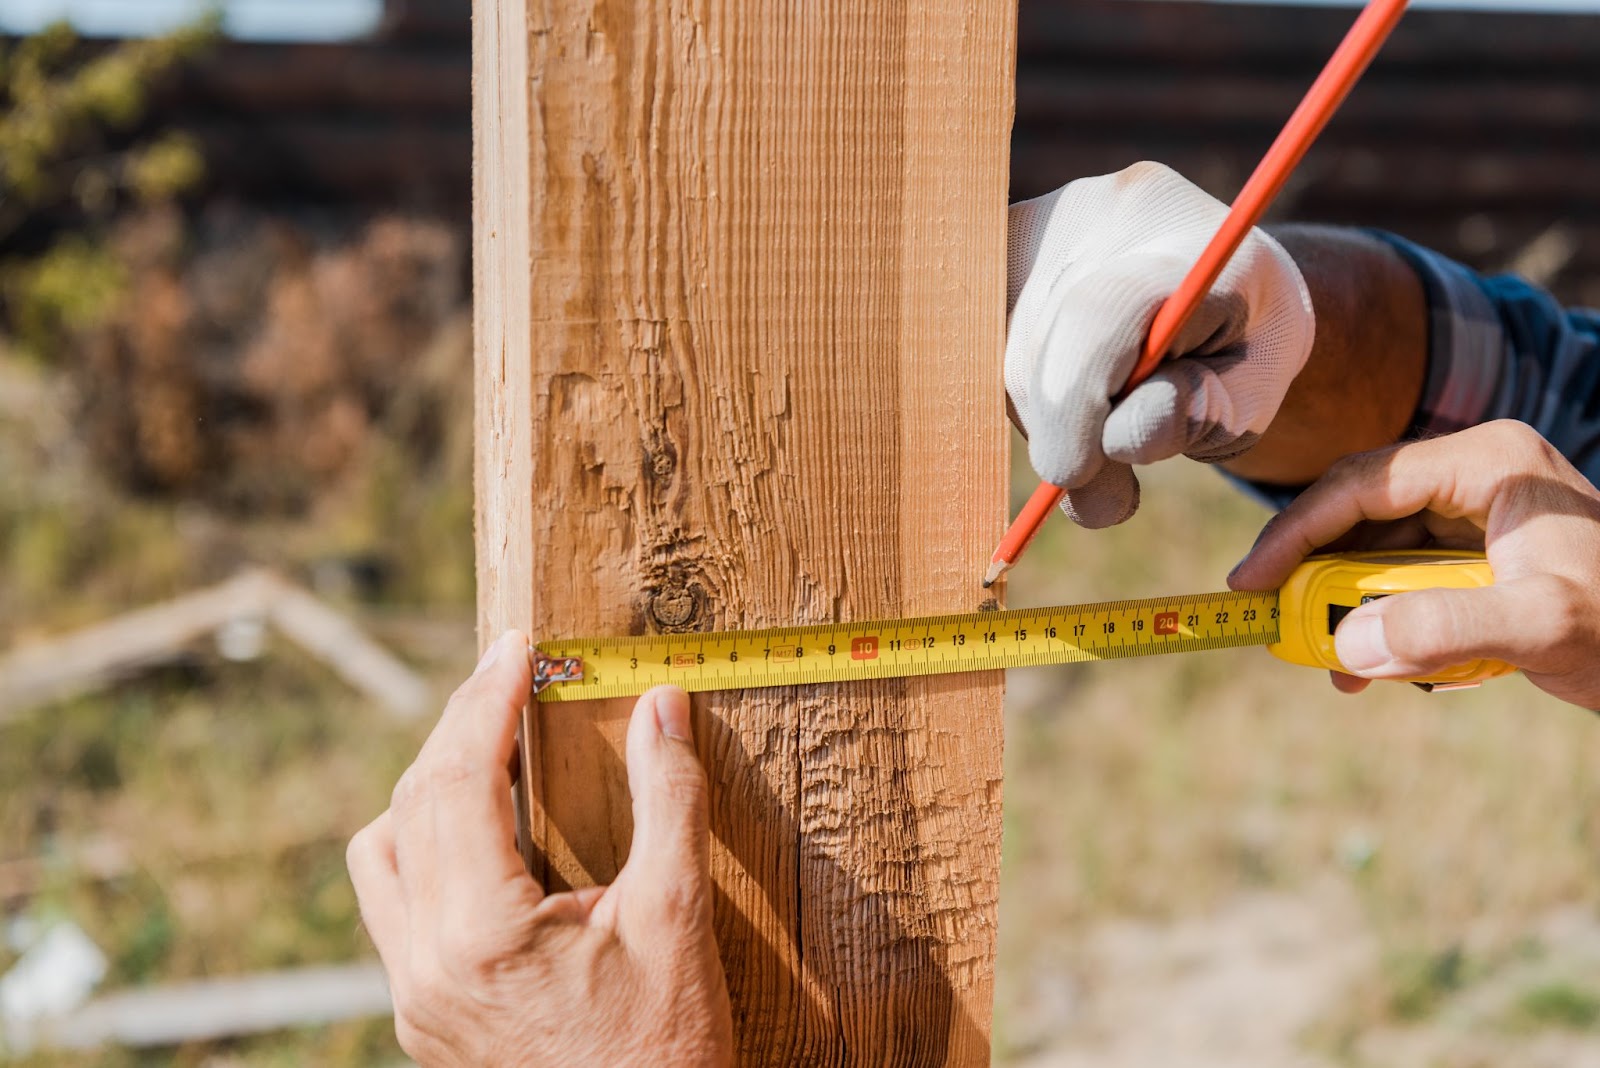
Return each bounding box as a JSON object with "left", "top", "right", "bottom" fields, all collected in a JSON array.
[{"left": 1005, "top": 162, "right": 1316, "bottom": 528}]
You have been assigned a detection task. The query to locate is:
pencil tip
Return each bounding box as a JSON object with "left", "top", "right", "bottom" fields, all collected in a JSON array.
[{"left": 982, "top": 560, "right": 1008, "bottom": 588}]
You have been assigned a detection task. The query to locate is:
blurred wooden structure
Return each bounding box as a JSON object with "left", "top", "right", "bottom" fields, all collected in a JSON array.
[
  {"left": 0, "top": 569, "right": 430, "bottom": 721},
  {"left": 9, "top": 962, "right": 392, "bottom": 1052},
  {"left": 130, "top": 0, "right": 1600, "bottom": 305},
  {"left": 153, "top": 0, "right": 471, "bottom": 211},
  {"left": 1011, "top": 0, "right": 1600, "bottom": 305}
]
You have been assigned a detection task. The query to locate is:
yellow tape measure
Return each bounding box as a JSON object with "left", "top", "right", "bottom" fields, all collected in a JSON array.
[{"left": 533, "top": 551, "right": 1515, "bottom": 702}]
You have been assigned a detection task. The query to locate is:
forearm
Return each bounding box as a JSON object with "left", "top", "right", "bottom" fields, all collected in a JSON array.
[{"left": 1223, "top": 225, "right": 1428, "bottom": 485}]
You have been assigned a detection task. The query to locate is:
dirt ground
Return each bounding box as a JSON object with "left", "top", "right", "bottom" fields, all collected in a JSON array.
[{"left": 1001, "top": 883, "right": 1600, "bottom": 1068}]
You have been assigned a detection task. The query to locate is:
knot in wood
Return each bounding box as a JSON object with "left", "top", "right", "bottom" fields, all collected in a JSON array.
[
  {"left": 643, "top": 431, "right": 677, "bottom": 489},
  {"left": 649, "top": 582, "right": 700, "bottom": 630}
]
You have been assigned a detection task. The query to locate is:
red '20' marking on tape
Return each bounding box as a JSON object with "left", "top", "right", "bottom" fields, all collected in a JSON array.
[
  {"left": 851, "top": 637, "right": 879, "bottom": 661},
  {"left": 1154, "top": 612, "right": 1180, "bottom": 636}
]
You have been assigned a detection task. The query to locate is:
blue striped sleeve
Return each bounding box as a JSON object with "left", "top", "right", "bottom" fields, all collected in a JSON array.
[
  {"left": 1374, "top": 232, "right": 1600, "bottom": 479},
  {"left": 1374, "top": 233, "right": 1506, "bottom": 437},
  {"left": 1230, "top": 232, "right": 1600, "bottom": 510}
]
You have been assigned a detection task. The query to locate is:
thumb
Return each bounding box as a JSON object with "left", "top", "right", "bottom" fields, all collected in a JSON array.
[
  {"left": 1105, "top": 360, "right": 1246, "bottom": 468},
  {"left": 1062, "top": 461, "right": 1141, "bottom": 529},
  {"left": 1333, "top": 577, "right": 1557, "bottom": 679},
  {"left": 616, "top": 686, "right": 713, "bottom": 937}
]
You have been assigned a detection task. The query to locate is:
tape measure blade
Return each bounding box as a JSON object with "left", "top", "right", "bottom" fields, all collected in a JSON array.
[{"left": 535, "top": 589, "right": 1279, "bottom": 702}]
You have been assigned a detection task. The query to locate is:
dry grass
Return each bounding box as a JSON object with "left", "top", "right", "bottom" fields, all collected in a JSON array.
[{"left": 0, "top": 670, "right": 436, "bottom": 1066}]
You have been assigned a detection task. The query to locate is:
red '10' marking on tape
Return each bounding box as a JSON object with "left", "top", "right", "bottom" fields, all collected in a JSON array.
[
  {"left": 1154, "top": 612, "right": 1180, "bottom": 636},
  {"left": 851, "top": 637, "right": 879, "bottom": 661}
]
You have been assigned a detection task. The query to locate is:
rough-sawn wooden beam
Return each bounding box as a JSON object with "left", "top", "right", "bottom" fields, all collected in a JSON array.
[{"left": 473, "top": 1, "right": 1015, "bottom": 1061}]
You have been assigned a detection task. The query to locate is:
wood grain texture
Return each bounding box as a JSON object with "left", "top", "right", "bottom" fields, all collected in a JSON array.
[{"left": 473, "top": 0, "right": 1015, "bottom": 1062}]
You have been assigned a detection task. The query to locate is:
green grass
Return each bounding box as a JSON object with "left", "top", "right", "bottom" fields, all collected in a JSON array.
[
  {"left": 1384, "top": 946, "right": 1467, "bottom": 1022},
  {"left": 1514, "top": 981, "right": 1600, "bottom": 1032}
]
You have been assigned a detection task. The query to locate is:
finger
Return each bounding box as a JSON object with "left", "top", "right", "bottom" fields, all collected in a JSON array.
[
  {"left": 613, "top": 686, "right": 713, "bottom": 941},
  {"left": 412, "top": 628, "right": 532, "bottom": 773},
  {"left": 391, "top": 631, "right": 540, "bottom": 931},
  {"left": 1061, "top": 461, "right": 1141, "bottom": 529},
  {"left": 1333, "top": 576, "right": 1567, "bottom": 679},
  {"left": 1105, "top": 360, "right": 1239, "bottom": 468},
  {"left": 1329, "top": 671, "right": 1371, "bottom": 695},
  {"left": 1005, "top": 393, "right": 1028, "bottom": 438},
  {"left": 1006, "top": 186, "right": 1065, "bottom": 313},
  {"left": 430, "top": 631, "right": 538, "bottom": 900},
  {"left": 1228, "top": 447, "right": 1404, "bottom": 590},
  {"left": 348, "top": 811, "right": 407, "bottom": 974},
  {"left": 1229, "top": 434, "right": 1504, "bottom": 591},
  {"left": 1227, "top": 519, "right": 1437, "bottom": 594},
  {"left": 1341, "top": 516, "right": 1433, "bottom": 554}
]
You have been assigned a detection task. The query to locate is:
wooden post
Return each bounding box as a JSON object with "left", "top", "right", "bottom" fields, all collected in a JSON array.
[{"left": 473, "top": 1, "right": 1015, "bottom": 1062}]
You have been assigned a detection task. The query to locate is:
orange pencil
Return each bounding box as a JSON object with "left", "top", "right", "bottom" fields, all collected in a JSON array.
[{"left": 984, "top": 0, "right": 1410, "bottom": 589}]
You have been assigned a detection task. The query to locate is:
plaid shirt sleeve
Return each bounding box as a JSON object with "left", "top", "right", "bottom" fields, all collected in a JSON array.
[{"left": 1229, "top": 231, "right": 1600, "bottom": 511}]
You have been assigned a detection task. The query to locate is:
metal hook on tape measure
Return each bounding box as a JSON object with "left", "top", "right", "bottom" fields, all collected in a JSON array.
[{"left": 531, "top": 648, "right": 584, "bottom": 695}]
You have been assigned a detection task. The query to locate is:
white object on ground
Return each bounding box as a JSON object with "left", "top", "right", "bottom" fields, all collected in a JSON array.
[{"left": 1, "top": 921, "right": 109, "bottom": 1052}]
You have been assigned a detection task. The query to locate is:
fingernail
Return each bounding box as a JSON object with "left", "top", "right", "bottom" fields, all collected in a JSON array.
[
  {"left": 475, "top": 630, "right": 513, "bottom": 675},
  {"left": 1335, "top": 612, "right": 1392, "bottom": 674},
  {"left": 654, "top": 688, "right": 691, "bottom": 741}
]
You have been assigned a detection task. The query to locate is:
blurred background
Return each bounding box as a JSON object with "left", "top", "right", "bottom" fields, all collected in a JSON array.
[{"left": 0, "top": 0, "right": 1597, "bottom": 1064}]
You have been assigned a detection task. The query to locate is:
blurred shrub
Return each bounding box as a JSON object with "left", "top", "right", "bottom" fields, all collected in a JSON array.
[
  {"left": 0, "top": 21, "right": 474, "bottom": 613},
  {"left": 0, "top": 206, "right": 478, "bottom": 612},
  {"left": 4, "top": 234, "right": 124, "bottom": 347},
  {"left": 1513, "top": 980, "right": 1600, "bottom": 1032},
  {"left": 1385, "top": 945, "right": 1467, "bottom": 1022},
  {"left": 0, "top": 19, "right": 214, "bottom": 361},
  {"left": 75, "top": 207, "right": 469, "bottom": 510}
]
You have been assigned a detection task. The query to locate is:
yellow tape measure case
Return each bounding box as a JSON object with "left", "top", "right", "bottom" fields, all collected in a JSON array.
[{"left": 1268, "top": 550, "right": 1515, "bottom": 689}]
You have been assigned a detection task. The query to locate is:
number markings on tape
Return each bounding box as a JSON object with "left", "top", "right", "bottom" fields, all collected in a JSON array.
[{"left": 535, "top": 590, "right": 1280, "bottom": 702}]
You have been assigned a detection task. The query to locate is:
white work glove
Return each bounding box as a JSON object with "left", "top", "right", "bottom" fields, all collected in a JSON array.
[{"left": 1005, "top": 162, "right": 1316, "bottom": 528}]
